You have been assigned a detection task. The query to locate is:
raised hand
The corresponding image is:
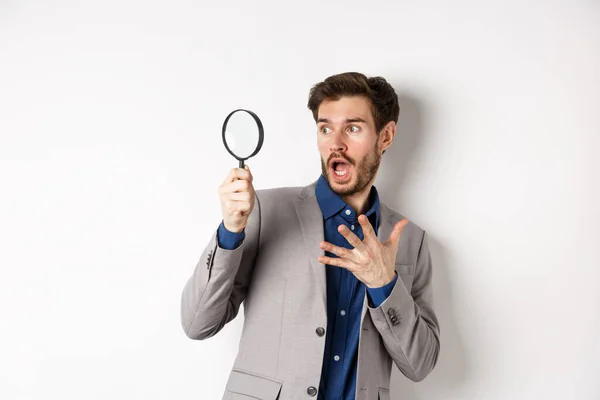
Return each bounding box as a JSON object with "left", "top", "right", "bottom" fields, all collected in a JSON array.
[{"left": 318, "top": 215, "right": 409, "bottom": 288}]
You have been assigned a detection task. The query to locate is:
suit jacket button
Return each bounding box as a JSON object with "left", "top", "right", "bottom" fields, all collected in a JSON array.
[
  {"left": 315, "top": 327, "right": 325, "bottom": 337},
  {"left": 387, "top": 308, "right": 396, "bottom": 316},
  {"left": 307, "top": 386, "right": 318, "bottom": 397}
]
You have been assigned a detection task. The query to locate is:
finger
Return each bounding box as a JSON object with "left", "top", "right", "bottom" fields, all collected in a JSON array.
[
  {"left": 232, "top": 179, "right": 253, "bottom": 193},
  {"left": 222, "top": 168, "right": 239, "bottom": 185},
  {"left": 222, "top": 167, "right": 253, "bottom": 185},
  {"left": 242, "top": 165, "right": 253, "bottom": 182},
  {"left": 220, "top": 178, "right": 252, "bottom": 195},
  {"left": 338, "top": 224, "right": 365, "bottom": 250},
  {"left": 320, "top": 241, "right": 355, "bottom": 261},
  {"left": 387, "top": 218, "right": 409, "bottom": 249},
  {"left": 318, "top": 255, "right": 358, "bottom": 271},
  {"left": 226, "top": 191, "right": 253, "bottom": 202},
  {"left": 228, "top": 201, "right": 252, "bottom": 216},
  {"left": 357, "top": 214, "right": 377, "bottom": 243}
]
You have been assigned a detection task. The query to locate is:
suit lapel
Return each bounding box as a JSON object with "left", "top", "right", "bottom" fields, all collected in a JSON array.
[
  {"left": 295, "top": 182, "right": 327, "bottom": 312},
  {"left": 377, "top": 203, "right": 395, "bottom": 245}
]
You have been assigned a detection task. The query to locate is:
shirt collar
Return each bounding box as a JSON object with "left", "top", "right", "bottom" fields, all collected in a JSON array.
[{"left": 315, "top": 174, "right": 381, "bottom": 227}]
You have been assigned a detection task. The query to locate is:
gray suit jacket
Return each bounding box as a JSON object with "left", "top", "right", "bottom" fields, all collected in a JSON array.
[{"left": 181, "top": 180, "right": 440, "bottom": 400}]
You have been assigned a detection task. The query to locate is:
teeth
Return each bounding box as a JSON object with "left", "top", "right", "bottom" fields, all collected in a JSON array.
[{"left": 335, "top": 170, "right": 348, "bottom": 176}]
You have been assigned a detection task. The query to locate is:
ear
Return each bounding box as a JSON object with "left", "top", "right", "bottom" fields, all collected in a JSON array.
[{"left": 379, "top": 121, "right": 396, "bottom": 153}]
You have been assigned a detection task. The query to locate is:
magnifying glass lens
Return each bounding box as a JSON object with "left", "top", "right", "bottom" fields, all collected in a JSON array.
[{"left": 222, "top": 109, "right": 264, "bottom": 168}]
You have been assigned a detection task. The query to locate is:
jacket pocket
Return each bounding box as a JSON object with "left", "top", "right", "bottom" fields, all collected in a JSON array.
[
  {"left": 226, "top": 368, "right": 282, "bottom": 399},
  {"left": 377, "top": 387, "right": 391, "bottom": 400},
  {"left": 395, "top": 263, "right": 414, "bottom": 290},
  {"left": 395, "top": 263, "right": 414, "bottom": 275}
]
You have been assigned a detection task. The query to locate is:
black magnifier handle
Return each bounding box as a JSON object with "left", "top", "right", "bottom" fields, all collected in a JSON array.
[{"left": 239, "top": 159, "right": 244, "bottom": 168}]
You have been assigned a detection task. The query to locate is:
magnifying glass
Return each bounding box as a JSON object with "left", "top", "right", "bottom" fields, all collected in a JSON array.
[{"left": 222, "top": 109, "right": 264, "bottom": 168}]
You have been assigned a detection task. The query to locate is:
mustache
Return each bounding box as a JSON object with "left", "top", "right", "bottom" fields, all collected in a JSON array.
[{"left": 327, "top": 153, "right": 354, "bottom": 166}]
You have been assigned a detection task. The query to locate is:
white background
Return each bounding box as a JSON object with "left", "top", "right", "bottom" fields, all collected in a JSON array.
[{"left": 1, "top": 1, "right": 599, "bottom": 399}]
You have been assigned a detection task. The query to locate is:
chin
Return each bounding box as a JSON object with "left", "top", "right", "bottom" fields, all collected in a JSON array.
[{"left": 328, "top": 174, "right": 358, "bottom": 195}]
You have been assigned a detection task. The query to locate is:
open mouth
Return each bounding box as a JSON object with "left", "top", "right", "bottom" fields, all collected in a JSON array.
[{"left": 330, "top": 159, "right": 351, "bottom": 181}]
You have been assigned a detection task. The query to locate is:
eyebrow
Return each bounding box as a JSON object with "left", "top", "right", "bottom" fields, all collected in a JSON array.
[{"left": 317, "top": 117, "right": 367, "bottom": 124}]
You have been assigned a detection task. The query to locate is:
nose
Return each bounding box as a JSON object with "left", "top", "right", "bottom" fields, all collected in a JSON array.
[{"left": 329, "top": 130, "right": 347, "bottom": 152}]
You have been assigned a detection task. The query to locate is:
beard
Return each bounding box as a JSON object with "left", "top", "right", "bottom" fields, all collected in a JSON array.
[{"left": 321, "top": 144, "right": 381, "bottom": 196}]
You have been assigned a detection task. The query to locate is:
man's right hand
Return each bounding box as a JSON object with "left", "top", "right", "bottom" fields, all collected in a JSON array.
[{"left": 218, "top": 165, "right": 255, "bottom": 233}]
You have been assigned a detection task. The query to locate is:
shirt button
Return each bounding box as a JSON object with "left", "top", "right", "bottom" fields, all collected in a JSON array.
[
  {"left": 307, "top": 386, "right": 318, "bottom": 397},
  {"left": 315, "top": 327, "right": 325, "bottom": 337},
  {"left": 340, "top": 310, "right": 346, "bottom": 316},
  {"left": 334, "top": 355, "right": 340, "bottom": 361},
  {"left": 350, "top": 225, "right": 355, "bottom": 231},
  {"left": 345, "top": 209, "right": 351, "bottom": 215}
]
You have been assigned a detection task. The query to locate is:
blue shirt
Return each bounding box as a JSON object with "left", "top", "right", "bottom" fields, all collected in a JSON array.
[{"left": 216, "top": 175, "right": 398, "bottom": 400}]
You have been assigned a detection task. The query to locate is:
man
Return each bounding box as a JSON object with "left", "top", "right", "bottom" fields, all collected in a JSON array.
[{"left": 181, "top": 72, "right": 440, "bottom": 400}]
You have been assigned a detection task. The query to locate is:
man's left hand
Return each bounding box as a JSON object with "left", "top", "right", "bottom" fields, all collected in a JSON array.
[{"left": 318, "top": 215, "right": 409, "bottom": 288}]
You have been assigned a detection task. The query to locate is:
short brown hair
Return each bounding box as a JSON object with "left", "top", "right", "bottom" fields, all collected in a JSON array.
[{"left": 307, "top": 72, "right": 400, "bottom": 134}]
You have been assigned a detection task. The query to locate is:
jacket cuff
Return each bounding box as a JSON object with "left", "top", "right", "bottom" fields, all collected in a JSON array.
[{"left": 368, "top": 273, "right": 415, "bottom": 329}]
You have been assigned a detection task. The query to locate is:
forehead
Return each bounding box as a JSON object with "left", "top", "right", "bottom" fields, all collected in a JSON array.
[{"left": 317, "top": 96, "right": 374, "bottom": 124}]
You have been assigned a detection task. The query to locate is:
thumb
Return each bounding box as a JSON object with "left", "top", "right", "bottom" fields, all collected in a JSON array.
[
  {"left": 244, "top": 164, "right": 254, "bottom": 182},
  {"left": 388, "top": 218, "right": 409, "bottom": 248}
]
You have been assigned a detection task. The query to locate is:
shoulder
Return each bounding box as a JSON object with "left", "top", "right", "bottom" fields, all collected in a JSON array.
[
  {"left": 380, "top": 202, "right": 426, "bottom": 244},
  {"left": 255, "top": 186, "right": 305, "bottom": 199},
  {"left": 250, "top": 183, "right": 316, "bottom": 229},
  {"left": 255, "top": 180, "right": 318, "bottom": 204}
]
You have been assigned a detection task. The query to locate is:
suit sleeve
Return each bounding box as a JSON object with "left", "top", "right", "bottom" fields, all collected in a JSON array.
[
  {"left": 180, "top": 194, "right": 261, "bottom": 340},
  {"left": 367, "top": 230, "right": 440, "bottom": 382}
]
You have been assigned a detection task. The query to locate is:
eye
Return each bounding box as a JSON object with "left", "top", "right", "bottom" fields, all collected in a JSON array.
[
  {"left": 321, "top": 126, "right": 332, "bottom": 134},
  {"left": 348, "top": 125, "right": 360, "bottom": 133}
]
